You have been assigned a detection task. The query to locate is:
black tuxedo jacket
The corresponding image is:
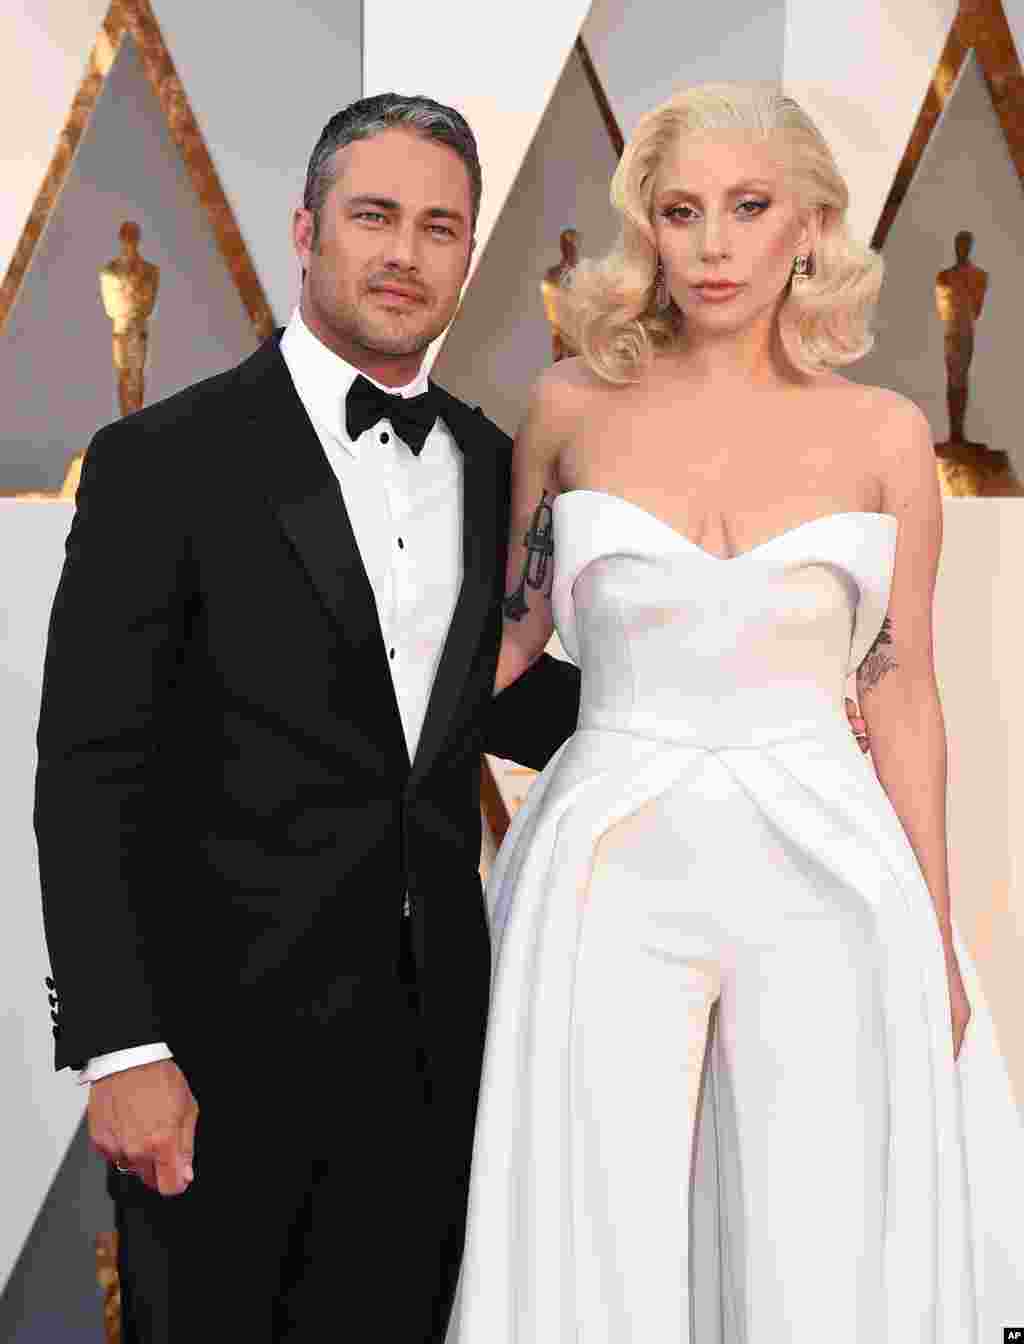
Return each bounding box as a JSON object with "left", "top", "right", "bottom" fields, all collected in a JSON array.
[{"left": 34, "top": 332, "right": 580, "bottom": 1148}]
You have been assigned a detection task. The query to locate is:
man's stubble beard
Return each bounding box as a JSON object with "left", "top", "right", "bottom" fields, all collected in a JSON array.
[
  {"left": 345, "top": 304, "right": 446, "bottom": 359},
  {"left": 309, "top": 269, "right": 456, "bottom": 362}
]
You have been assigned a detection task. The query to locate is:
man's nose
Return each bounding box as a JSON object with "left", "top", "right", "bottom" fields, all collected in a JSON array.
[{"left": 383, "top": 223, "right": 420, "bottom": 272}]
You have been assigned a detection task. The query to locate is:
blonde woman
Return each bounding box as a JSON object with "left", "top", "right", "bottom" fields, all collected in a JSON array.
[{"left": 449, "top": 85, "right": 1024, "bottom": 1340}]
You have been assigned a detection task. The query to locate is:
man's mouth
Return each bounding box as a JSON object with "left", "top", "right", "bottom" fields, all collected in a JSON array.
[{"left": 369, "top": 284, "right": 428, "bottom": 305}]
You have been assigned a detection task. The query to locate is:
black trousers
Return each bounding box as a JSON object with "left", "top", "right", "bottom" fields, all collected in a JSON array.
[{"left": 114, "top": 926, "right": 462, "bottom": 1342}]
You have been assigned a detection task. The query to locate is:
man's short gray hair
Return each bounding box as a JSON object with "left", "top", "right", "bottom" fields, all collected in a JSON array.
[{"left": 303, "top": 93, "right": 482, "bottom": 245}]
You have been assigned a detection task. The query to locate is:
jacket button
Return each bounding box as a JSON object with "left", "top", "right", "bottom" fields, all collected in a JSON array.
[
  {"left": 52, "top": 1025, "right": 61, "bottom": 1039},
  {"left": 50, "top": 1009, "right": 60, "bottom": 1024},
  {"left": 45, "top": 977, "right": 55, "bottom": 990}
]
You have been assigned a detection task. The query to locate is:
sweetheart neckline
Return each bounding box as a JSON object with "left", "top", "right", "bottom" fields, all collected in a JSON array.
[{"left": 554, "top": 489, "right": 898, "bottom": 564}]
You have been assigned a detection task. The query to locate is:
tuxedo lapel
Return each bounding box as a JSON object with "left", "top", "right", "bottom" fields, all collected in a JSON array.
[
  {"left": 236, "top": 333, "right": 409, "bottom": 768},
  {"left": 410, "top": 388, "right": 502, "bottom": 785}
]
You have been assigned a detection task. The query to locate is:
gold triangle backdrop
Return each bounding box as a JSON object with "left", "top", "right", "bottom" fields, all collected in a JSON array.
[
  {"left": 0, "top": 0, "right": 273, "bottom": 338},
  {"left": 873, "top": 0, "right": 1024, "bottom": 248}
]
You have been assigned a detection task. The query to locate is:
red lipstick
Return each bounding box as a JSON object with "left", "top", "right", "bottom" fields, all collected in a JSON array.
[{"left": 693, "top": 280, "right": 744, "bottom": 303}]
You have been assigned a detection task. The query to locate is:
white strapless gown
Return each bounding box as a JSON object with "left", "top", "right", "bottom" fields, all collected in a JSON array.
[{"left": 449, "top": 490, "right": 1024, "bottom": 1342}]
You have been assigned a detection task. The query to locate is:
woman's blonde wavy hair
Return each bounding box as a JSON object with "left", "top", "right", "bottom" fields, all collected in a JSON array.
[{"left": 555, "top": 82, "right": 884, "bottom": 384}]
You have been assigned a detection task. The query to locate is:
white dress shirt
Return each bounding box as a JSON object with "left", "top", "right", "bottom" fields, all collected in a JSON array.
[{"left": 80, "top": 307, "right": 464, "bottom": 1084}]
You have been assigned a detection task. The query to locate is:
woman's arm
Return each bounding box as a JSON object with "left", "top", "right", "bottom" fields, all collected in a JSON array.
[
  {"left": 858, "top": 395, "right": 970, "bottom": 1055},
  {"left": 494, "top": 370, "right": 570, "bottom": 695}
]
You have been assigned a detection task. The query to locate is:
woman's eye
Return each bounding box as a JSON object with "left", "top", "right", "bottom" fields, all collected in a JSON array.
[
  {"left": 663, "top": 206, "right": 698, "bottom": 222},
  {"left": 737, "top": 199, "right": 770, "bottom": 216}
]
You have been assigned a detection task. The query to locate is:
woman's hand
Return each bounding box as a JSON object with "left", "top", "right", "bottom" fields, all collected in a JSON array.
[{"left": 944, "top": 945, "right": 971, "bottom": 1059}]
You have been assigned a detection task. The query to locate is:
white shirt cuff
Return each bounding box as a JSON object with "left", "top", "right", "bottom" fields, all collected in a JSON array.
[{"left": 77, "top": 1042, "right": 174, "bottom": 1085}]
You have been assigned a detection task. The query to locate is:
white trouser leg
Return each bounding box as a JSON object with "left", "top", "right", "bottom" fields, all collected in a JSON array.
[
  {"left": 571, "top": 758, "right": 889, "bottom": 1341},
  {"left": 572, "top": 806, "right": 722, "bottom": 1344}
]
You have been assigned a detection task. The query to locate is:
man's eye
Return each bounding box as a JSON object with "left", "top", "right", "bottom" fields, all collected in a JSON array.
[
  {"left": 356, "top": 212, "right": 387, "bottom": 223},
  {"left": 429, "top": 224, "right": 456, "bottom": 238}
]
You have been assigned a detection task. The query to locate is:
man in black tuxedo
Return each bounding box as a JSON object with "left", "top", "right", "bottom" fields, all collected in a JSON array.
[{"left": 34, "top": 93, "right": 580, "bottom": 1341}]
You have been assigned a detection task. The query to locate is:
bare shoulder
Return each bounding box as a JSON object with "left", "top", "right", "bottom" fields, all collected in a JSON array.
[
  {"left": 857, "top": 384, "right": 933, "bottom": 480},
  {"left": 818, "top": 375, "right": 927, "bottom": 428},
  {"left": 518, "top": 357, "right": 612, "bottom": 475},
  {"left": 532, "top": 356, "right": 611, "bottom": 415},
  {"left": 852, "top": 381, "right": 929, "bottom": 431},
  {"left": 846, "top": 382, "right": 940, "bottom": 525},
  {"left": 820, "top": 376, "right": 933, "bottom": 477}
]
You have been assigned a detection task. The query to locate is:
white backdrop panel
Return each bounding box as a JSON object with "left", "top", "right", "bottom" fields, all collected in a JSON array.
[
  {"left": 582, "top": 0, "right": 785, "bottom": 139},
  {"left": 935, "top": 499, "right": 1024, "bottom": 1106},
  {"left": 364, "top": 0, "right": 594, "bottom": 369},
  {"left": 138, "top": 0, "right": 362, "bottom": 324},
  {"left": 0, "top": 502, "right": 84, "bottom": 1297},
  {"left": 783, "top": 0, "right": 958, "bottom": 244},
  {"left": 0, "top": 0, "right": 109, "bottom": 289}
]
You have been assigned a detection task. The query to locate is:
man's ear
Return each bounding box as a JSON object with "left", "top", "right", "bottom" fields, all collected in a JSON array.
[{"left": 293, "top": 206, "right": 316, "bottom": 270}]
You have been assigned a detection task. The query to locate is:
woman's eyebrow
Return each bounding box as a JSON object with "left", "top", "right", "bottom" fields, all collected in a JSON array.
[
  {"left": 657, "top": 178, "right": 776, "bottom": 201},
  {"left": 653, "top": 180, "right": 774, "bottom": 208}
]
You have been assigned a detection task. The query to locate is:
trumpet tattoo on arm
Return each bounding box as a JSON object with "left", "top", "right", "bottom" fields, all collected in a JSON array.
[{"left": 504, "top": 490, "right": 556, "bottom": 621}]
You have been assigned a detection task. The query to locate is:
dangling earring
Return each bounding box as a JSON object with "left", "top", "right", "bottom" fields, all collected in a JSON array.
[
  {"left": 655, "top": 260, "right": 670, "bottom": 311},
  {"left": 791, "top": 253, "right": 815, "bottom": 282}
]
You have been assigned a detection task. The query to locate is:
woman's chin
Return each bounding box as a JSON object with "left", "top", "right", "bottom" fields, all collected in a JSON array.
[
  {"left": 682, "top": 306, "right": 753, "bottom": 337},
  {"left": 679, "top": 291, "right": 780, "bottom": 340}
]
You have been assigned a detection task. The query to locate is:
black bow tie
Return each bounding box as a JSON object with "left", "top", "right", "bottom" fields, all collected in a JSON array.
[{"left": 345, "top": 374, "right": 439, "bottom": 456}]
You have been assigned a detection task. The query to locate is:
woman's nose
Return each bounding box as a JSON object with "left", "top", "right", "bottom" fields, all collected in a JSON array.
[{"left": 698, "top": 214, "right": 731, "bottom": 263}]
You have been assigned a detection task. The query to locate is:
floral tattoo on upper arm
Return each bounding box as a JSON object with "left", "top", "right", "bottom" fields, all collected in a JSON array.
[
  {"left": 504, "top": 490, "right": 555, "bottom": 621},
  {"left": 857, "top": 615, "right": 898, "bottom": 694}
]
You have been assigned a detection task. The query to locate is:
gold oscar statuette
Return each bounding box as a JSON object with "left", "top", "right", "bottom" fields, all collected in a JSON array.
[
  {"left": 42, "top": 220, "right": 161, "bottom": 500},
  {"left": 933, "top": 231, "right": 1022, "bottom": 496},
  {"left": 541, "top": 228, "right": 581, "bottom": 364},
  {"left": 95, "top": 1231, "right": 122, "bottom": 1344},
  {"left": 100, "top": 220, "right": 160, "bottom": 417}
]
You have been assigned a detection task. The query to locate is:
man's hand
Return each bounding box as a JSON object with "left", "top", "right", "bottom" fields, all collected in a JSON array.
[
  {"left": 845, "top": 696, "right": 869, "bottom": 753},
  {"left": 88, "top": 1060, "right": 197, "bottom": 1197}
]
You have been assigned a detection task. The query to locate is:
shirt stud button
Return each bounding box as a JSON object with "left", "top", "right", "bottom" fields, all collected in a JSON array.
[
  {"left": 397, "top": 537, "right": 405, "bottom": 549},
  {"left": 380, "top": 431, "right": 390, "bottom": 444},
  {"left": 389, "top": 648, "right": 396, "bottom": 660}
]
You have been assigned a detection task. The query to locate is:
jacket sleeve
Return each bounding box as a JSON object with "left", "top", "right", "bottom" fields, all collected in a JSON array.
[
  {"left": 483, "top": 652, "right": 581, "bottom": 771},
  {"left": 34, "top": 420, "right": 194, "bottom": 1070}
]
